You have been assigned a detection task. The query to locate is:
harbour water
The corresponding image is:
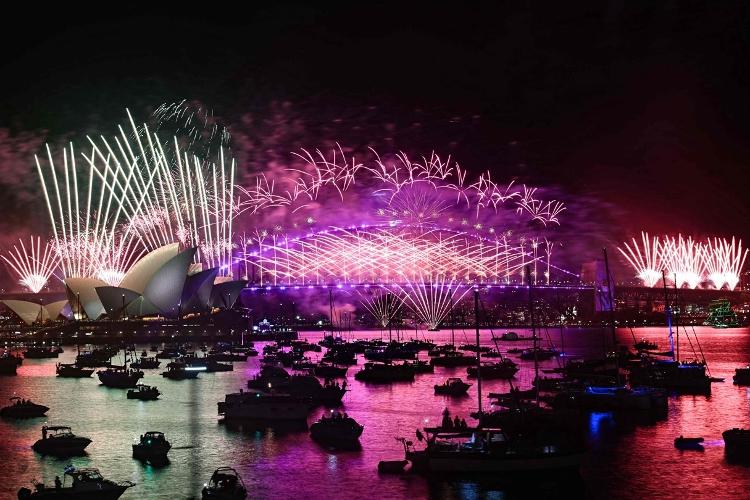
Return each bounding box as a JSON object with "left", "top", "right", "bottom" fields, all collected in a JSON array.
[{"left": 1, "top": 326, "right": 749, "bottom": 499}]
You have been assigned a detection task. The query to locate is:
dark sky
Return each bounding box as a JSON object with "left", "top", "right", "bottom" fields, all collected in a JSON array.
[{"left": 1, "top": 1, "right": 749, "bottom": 244}]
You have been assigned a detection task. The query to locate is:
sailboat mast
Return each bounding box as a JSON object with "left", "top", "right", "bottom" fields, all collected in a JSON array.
[
  {"left": 526, "top": 266, "right": 539, "bottom": 405},
  {"left": 661, "top": 270, "right": 675, "bottom": 360},
  {"left": 474, "top": 287, "right": 482, "bottom": 415},
  {"left": 603, "top": 248, "right": 617, "bottom": 348},
  {"left": 673, "top": 275, "right": 680, "bottom": 362}
]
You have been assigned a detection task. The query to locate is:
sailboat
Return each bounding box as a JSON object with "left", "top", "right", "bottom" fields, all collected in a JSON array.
[
  {"left": 57, "top": 343, "right": 95, "bottom": 378},
  {"left": 97, "top": 349, "right": 144, "bottom": 388},
  {"left": 404, "top": 279, "right": 586, "bottom": 473}
]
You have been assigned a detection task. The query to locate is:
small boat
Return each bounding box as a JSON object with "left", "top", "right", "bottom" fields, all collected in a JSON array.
[
  {"left": 131, "top": 356, "right": 160, "bottom": 369},
  {"left": 519, "top": 347, "right": 559, "bottom": 361},
  {"left": 32, "top": 426, "right": 92, "bottom": 456},
  {"left": 97, "top": 366, "right": 144, "bottom": 388},
  {"left": 22, "top": 346, "right": 59, "bottom": 359},
  {"left": 354, "top": 362, "right": 415, "bottom": 383},
  {"left": 149, "top": 344, "right": 159, "bottom": 352},
  {"left": 17, "top": 467, "right": 134, "bottom": 499},
  {"left": 496, "top": 331, "right": 525, "bottom": 341},
  {"left": 634, "top": 339, "right": 658, "bottom": 351},
  {"left": 56, "top": 363, "right": 95, "bottom": 378},
  {"left": 429, "top": 351, "right": 476, "bottom": 367},
  {"left": 201, "top": 467, "right": 247, "bottom": 499},
  {"left": 733, "top": 366, "right": 750, "bottom": 385},
  {"left": 314, "top": 363, "right": 347, "bottom": 378},
  {"left": 310, "top": 412, "right": 364, "bottom": 448},
  {"left": 434, "top": 378, "right": 471, "bottom": 396},
  {"left": 0, "top": 355, "right": 18, "bottom": 375},
  {"left": 467, "top": 360, "right": 519, "bottom": 380},
  {"left": 723, "top": 428, "right": 750, "bottom": 460},
  {"left": 404, "top": 360, "right": 434, "bottom": 373},
  {"left": 161, "top": 361, "right": 202, "bottom": 380},
  {"left": 674, "top": 436, "right": 704, "bottom": 450},
  {"left": 0, "top": 397, "right": 49, "bottom": 418},
  {"left": 378, "top": 460, "right": 408, "bottom": 474},
  {"left": 132, "top": 431, "right": 171, "bottom": 461},
  {"left": 127, "top": 384, "right": 161, "bottom": 401}
]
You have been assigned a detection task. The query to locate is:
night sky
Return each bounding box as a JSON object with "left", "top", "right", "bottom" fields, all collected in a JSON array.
[{"left": 0, "top": 2, "right": 749, "bottom": 254}]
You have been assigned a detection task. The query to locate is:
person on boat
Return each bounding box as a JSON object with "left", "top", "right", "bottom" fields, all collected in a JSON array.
[
  {"left": 441, "top": 408, "right": 453, "bottom": 429},
  {"left": 454, "top": 415, "right": 461, "bottom": 428},
  {"left": 54, "top": 476, "right": 61, "bottom": 489},
  {"left": 42, "top": 426, "right": 47, "bottom": 440},
  {"left": 460, "top": 418, "right": 467, "bottom": 429}
]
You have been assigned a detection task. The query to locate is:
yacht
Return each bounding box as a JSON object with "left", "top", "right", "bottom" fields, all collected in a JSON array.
[
  {"left": 17, "top": 467, "right": 134, "bottom": 499},
  {"left": 733, "top": 366, "right": 750, "bottom": 385},
  {"left": 162, "top": 361, "right": 202, "bottom": 380},
  {"left": 23, "top": 346, "right": 59, "bottom": 359},
  {"left": 131, "top": 356, "right": 160, "bottom": 369},
  {"left": 32, "top": 426, "right": 92, "bottom": 456},
  {"left": 132, "top": 431, "right": 171, "bottom": 461},
  {"left": 467, "top": 360, "right": 519, "bottom": 380},
  {"left": 0, "top": 397, "right": 49, "bottom": 418},
  {"left": 97, "top": 366, "right": 144, "bottom": 388},
  {"left": 354, "top": 362, "right": 415, "bottom": 383},
  {"left": 218, "top": 389, "right": 310, "bottom": 421},
  {"left": 310, "top": 412, "right": 364, "bottom": 447},
  {"left": 56, "top": 363, "right": 95, "bottom": 378},
  {"left": 201, "top": 467, "right": 247, "bottom": 499},
  {"left": 434, "top": 378, "right": 471, "bottom": 396},
  {"left": 723, "top": 428, "right": 750, "bottom": 460},
  {"left": 127, "top": 384, "right": 161, "bottom": 401}
]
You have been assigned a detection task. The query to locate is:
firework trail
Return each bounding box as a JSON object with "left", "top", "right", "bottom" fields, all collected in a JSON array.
[
  {"left": 617, "top": 232, "right": 663, "bottom": 287},
  {"left": 356, "top": 287, "right": 403, "bottom": 328},
  {"left": 152, "top": 100, "right": 231, "bottom": 159},
  {"left": 0, "top": 236, "right": 59, "bottom": 293}
]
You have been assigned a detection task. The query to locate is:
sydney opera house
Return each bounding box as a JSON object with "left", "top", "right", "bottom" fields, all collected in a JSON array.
[{"left": 1, "top": 244, "right": 247, "bottom": 331}]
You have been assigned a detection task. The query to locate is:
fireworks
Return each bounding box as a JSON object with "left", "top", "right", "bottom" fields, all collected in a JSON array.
[
  {"left": 35, "top": 110, "right": 238, "bottom": 280},
  {"left": 356, "top": 288, "right": 403, "bottom": 328},
  {"left": 618, "top": 232, "right": 747, "bottom": 290},
  {"left": 247, "top": 226, "right": 533, "bottom": 286},
  {"left": 0, "top": 236, "right": 59, "bottom": 293}
]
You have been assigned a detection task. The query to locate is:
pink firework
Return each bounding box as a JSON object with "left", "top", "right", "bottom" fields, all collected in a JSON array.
[{"left": 1, "top": 236, "right": 60, "bottom": 293}]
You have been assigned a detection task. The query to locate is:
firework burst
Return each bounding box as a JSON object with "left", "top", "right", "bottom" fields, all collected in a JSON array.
[{"left": 1, "top": 236, "right": 59, "bottom": 293}]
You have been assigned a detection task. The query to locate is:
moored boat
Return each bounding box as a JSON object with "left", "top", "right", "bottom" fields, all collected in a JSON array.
[
  {"left": 467, "top": 360, "right": 519, "bottom": 380},
  {"left": 201, "top": 467, "right": 247, "bottom": 499},
  {"left": 733, "top": 366, "right": 750, "bottom": 385},
  {"left": 723, "top": 428, "right": 750, "bottom": 460},
  {"left": 127, "top": 384, "right": 161, "bottom": 400},
  {"left": 162, "top": 361, "right": 202, "bottom": 380},
  {"left": 97, "top": 366, "right": 144, "bottom": 388},
  {"left": 17, "top": 467, "right": 134, "bottom": 499},
  {"left": 434, "top": 378, "right": 471, "bottom": 396},
  {"left": 218, "top": 389, "right": 310, "bottom": 421},
  {"left": 674, "top": 436, "right": 704, "bottom": 450},
  {"left": 32, "top": 426, "right": 92, "bottom": 456},
  {"left": 0, "top": 397, "right": 49, "bottom": 418},
  {"left": 309, "top": 412, "right": 364, "bottom": 448},
  {"left": 354, "top": 362, "right": 415, "bottom": 383},
  {"left": 56, "top": 363, "right": 95, "bottom": 378},
  {"left": 132, "top": 431, "right": 171, "bottom": 460}
]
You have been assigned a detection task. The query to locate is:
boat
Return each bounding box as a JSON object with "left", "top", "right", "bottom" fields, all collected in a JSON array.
[
  {"left": 23, "top": 346, "right": 59, "bottom": 359},
  {"left": 733, "top": 366, "right": 750, "bottom": 385},
  {"left": 703, "top": 299, "right": 740, "bottom": 328},
  {"left": 97, "top": 366, "right": 144, "bottom": 388},
  {"left": 17, "top": 467, "right": 134, "bottom": 499},
  {"left": 201, "top": 467, "right": 247, "bottom": 499},
  {"left": 519, "top": 347, "right": 559, "bottom": 361},
  {"left": 130, "top": 356, "right": 160, "bottom": 369},
  {"left": 674, "top": 436, "right": 704, "bottom": 450},
  {"left": 723, "top": 428, "right": 750, "bottom": 460},
  {"left": 354, "top": 362, "right": 415, "bottom": 383},
  {"left": 434, "top": 378, "right": 471, "bottom": 396},
  {"left": 56, "top": 363, "right": 95, "bottom": 378},
  {"left": 0, "top": 354, "right": 18, "bottom": 375},
  {"left": 634, "top": 338, "right": 658, "bottom": 351},
  {"left": 458, "top": 344, "right": 492, "bottom": 353},
  {"left": 184, "top": 355, "right": 233, "bottom": 372},
  {"left": 132, "top": 431, "right": 171, "bottom": 460},
  {"left": 628, "top": 359, "right": 711, "bottom": 393},
  {"left": 429, "top": 351, "right": 476, "bottom": 367},
  {"left": 314, "top": 363, "right": 347, "bottom": 378},
  {"left": 161, "top": 361, "right": 202, "bottom": 380},
  {"left": 571, "top": 386, "right": 667, "bottom": 411},
  {"left": 247, "top": 366, "right": 347, "bottom": 405},
  {"left": 467, "top": 360, "right": 519, "bottom": 380},
  {"left": 404, "top": 423, "right": 585, "bottom": 473},
  {"left": 75, "top": 347, "right": 118, "bottom": 367},
  {"left": 127, "top": 384, "right": 161, "bottom": 401},
  {"left": 309, "top": 412, "right": 364, "bottom": 447},
  {"left": 32, "top": 426, "right": 92, "bottom": 456},
  {"left": 428, "top": 344, "right": 456, "bottom": 357},
  {"left": 218, "top": 389, "right": 310, "bottom": 421},
  {"left": 378, "top": 460, "right": 408, "bottom": 474},
  {"left": 0, "top": 397, "right": 49, "bottom": 418},
  {"left": 496, "top": 331, "right": 526, "bottom": 341},
  {"left": 404, "top": 360, "right": 434, "bottom": 373}
]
